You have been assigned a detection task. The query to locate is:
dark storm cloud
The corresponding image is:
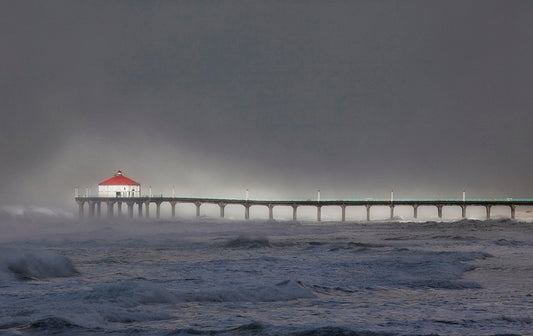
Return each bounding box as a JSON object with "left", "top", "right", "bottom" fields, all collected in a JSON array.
[{"left": 1, "top": 1, "right": 533, "bottom": 209}]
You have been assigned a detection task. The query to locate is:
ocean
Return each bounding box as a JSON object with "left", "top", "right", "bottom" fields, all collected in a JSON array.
[{"left": 1, "top": 209, "right": 532, "bottom": 335}]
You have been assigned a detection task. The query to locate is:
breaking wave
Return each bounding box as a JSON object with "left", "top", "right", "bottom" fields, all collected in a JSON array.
[
  {"left": 84, "top": 279, "right": 176, "bottom": 307},
  {"left": 0, "top": 249, "right": 78, "bottom": 281},
  {"left": 84, "top": 278, "right": 315, "bottom": 307},
  {"left": 224, "top": 235, "right": 271, "bottom": 248}
]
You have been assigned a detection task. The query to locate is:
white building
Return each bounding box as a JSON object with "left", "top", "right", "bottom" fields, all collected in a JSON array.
[{"left": 98, "top": 171, "right": 141, "bottom": 197}]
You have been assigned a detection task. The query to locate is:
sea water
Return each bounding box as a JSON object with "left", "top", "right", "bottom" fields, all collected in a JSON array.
[{"left": 0, "top": 210, "right": 532, "bottom": 335}]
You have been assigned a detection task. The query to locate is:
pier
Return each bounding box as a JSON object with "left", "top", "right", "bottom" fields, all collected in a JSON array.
[{"left": 75, "top": 196, "right": 533, "bottom": 221}]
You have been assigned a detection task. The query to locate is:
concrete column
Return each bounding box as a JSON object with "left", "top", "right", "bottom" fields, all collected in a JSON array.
[
  {"left": 413, "top": 204, "right": 418, "bottom": 219},
  {"left": 144, "top": 201, "right": 150, "bottom": 218},
  {"left": 461, "top": 205, "right": 467, "bottom": 218},
  {"left": 244, "top": 204, "right": 250, "bottom": 219},
  {"left": 127, "top": 202, "right": 134, "bottom": 218},
  {"left": 437, "top": 205, "right": 443, "bottom": 219},
  {"left": 96, "top": 202, "right": 101, "bottom": 218},
  {"left": 106, "top": 201, "right": 114, "bottom": 217},
  {"left": 195, "top": 202, "right": 201, "bottom": 217},
  {"left": 77, "top": 200, "right": 85, "bottom": 219},
  {"left": 171, "top": 201, "right": 178, "bottom": 218},
  {"left": 510, "top": 205, "right": 516, "bottom": 219},
  {"left": 390, "top": 205, "right": 394, "bottom": 219},
  {"left": 268, "top": 204, "right": 274, "bottom": 220},
  {"left": 156, "top": 202, "right": 162, "bottom": 219},
  {"left": 89, "top": 201, "right": 96, "bottom": 218},
  {"left": 117, "top": 202, "right": 122, "bottom": 217},
  {"left": 137, "top": 202, "right": 143, "bottom": 217},
  {"left": 366, "top": 205, "right": 371, "bottom": 221},
  {"left": 292, "top": 204, "right": 298, "bottom": 221},
  {"left": 341, "top": 205, "right": 346, "bottom": 222},
  {"left": 485, "top": 205, "right": 491, "bottom": 220},
  {"left": 317, "top": 206, "right": 322, "bottom": 222},
  {"left": 219, "top": 203, "right": 226, "bottom": 218}
]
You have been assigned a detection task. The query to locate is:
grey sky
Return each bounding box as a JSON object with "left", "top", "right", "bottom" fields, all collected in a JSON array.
[{"left": 1, "top": 1, "right": 533, "bottom": 210}]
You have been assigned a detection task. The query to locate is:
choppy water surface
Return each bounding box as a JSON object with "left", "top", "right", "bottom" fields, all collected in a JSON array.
[{"left": 1, "top": 215, "right": 532, "bottom": 335}]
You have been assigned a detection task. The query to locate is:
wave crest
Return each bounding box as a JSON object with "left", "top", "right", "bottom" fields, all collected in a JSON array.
[{"left": 1, "top": 249, "right": 78, "bottom": 280}]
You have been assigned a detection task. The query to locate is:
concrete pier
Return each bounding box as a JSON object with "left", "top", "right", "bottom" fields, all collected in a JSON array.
[
  {"left": 193, "top": 202, "right": 200, "bottom": 217},
  {"left": 437, "top": 204, "right": 443, "bottom": 218},
  {"left": 75, "top": 196, "right": 533, "bottom": 222},
  {"left": 127, "top": 201, "right": 134, "bottom": 218},
  {"left": 171, "top": 201, "right": 177, "bottom": 218},
  {"left": 156, "top": 201, "right": 162, "bottom": 219},
  {"left": 219, "top": 202, "right": 226, "bottom": 218},
  {"left": 244, "top": 204, "right": 250, "bottom": 219},
  {"left": 137, "top": 201, "right": 143, "bottom": 217}
]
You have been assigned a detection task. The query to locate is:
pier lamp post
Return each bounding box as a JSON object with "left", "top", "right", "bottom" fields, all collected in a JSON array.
[
  {"left": 317, "top": 190, "right": 321, "bottom": 202},
  {"left": 246, "top": 189, "right": 249, "bottom": 201}
]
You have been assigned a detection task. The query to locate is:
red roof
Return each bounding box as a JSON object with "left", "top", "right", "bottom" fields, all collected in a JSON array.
[{"left": 99, "top": 171, "right": 140, "bottom": 185}]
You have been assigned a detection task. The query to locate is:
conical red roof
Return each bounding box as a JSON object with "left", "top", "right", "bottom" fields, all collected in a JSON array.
[{"left": 99, "top": 171, "right": 140, "bottom": 185}]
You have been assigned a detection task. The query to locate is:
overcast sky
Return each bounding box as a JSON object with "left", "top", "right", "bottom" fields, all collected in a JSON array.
[{"left": 1, "top": 1, "right": 533, "bottom": 210}]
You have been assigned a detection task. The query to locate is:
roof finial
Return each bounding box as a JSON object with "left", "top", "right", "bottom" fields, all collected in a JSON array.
[{"left": 116, "top": 170, "right": 123, "bottom": 176}]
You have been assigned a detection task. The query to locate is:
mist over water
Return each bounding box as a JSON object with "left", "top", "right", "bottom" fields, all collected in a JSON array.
[{"left": 1, "top": 208, "right": 532, "bottom": 335}]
